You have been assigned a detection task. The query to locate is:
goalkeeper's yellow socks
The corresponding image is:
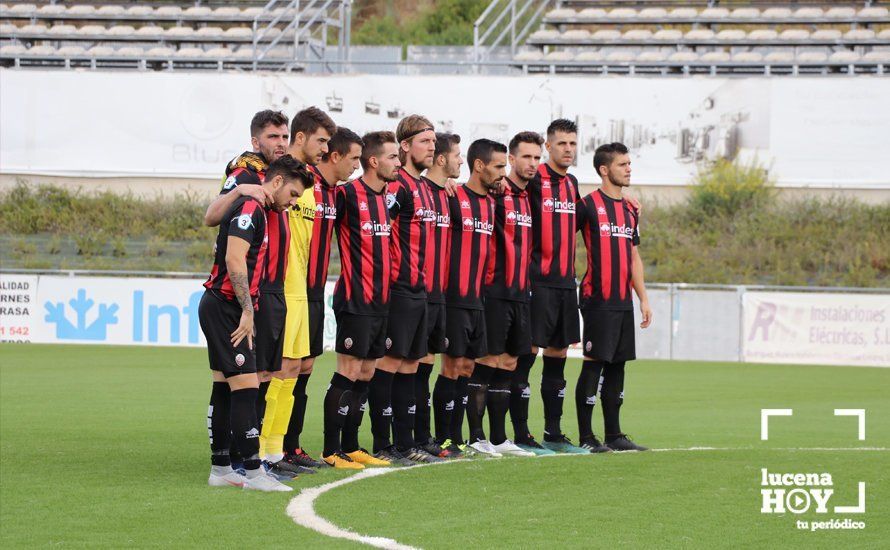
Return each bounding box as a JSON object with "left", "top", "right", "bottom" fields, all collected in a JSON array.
[
  {"left": 266, "top": 377, "right": 297, "bottom": 462},
  {"left": 259, "top": 378, "right": 284, "bottom": 459}
]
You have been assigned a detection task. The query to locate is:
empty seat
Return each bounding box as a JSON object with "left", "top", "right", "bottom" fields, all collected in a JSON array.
[
  {"left": 765, "top": 50, "right": 794, "bottom": 63},
  {"left": 592, "top": 29, "right": 621, "bottom": 40},
  {"left": 114, "top": 46, "right": 144, "bottom": 57},
  {"left": 779, "top": 29, "right": 810, "bottom": 40},
  {"left": 146, "top": 46, "right": 175, "bottom": 57},
  {"left": 653, "top": 29, "right": 682, "bottom": 41},
  {"left": 878, "top": 29, "right": 890, "bottom": 40},
  {"left": 577, "top": 8, "right": 606, "bottom": 20},
  {"left": 637, "top": 50, "right": 667, "bottom": 61},
  {"left": 241, "top": 7, "right": 264, "bottom": 18},
  {"left": 10, "top": 4, "right": 36, "bottom": 15},
  {"left": 78, "top": 25, "right": 107, "bottom": 36},
  {"left": 563, "top": 29, "right": 590, "bottom": 41},
  {"left": 811, "top": 30, "right": 842, "bottom": 41},
  {"left": 233, "top": 45, "right": 256, "bottom": 58},
  {"left": 0, "top": 44, "right": 27, "bottom": 55},
  {"left": 514, "top": 50, "right": 543, "bottom": 61},
  {"left": 863, "top": 50, "right": 890, "bottom": 62},
  {"left": 47, "top": 25, "right": 77, "bottom": 36},
  {"left": 263, "top": 47, "right": 292, "bottom": 59},
  {"left": 261, "top": 27, "right": 282, "bottom": 39},
  {"left": 66, "top": 5, "right": 96, "bottom": 16},
  {"left": 126, "top": 6, "right": 153, "bottom": 17},
  {"left": 107, "top": 25, "right": 137, "bottom": 36},
  {"left": 624, "top": 29, "right": 653, "bottom": 40},
  {"left": 38, "top": 4, "right": 65, "bottom": 15},
  {"left": 793, "top": 8, "right": 824, "bottom": 19},
  {"left": 609, "top": 8, "right": 636, "bottom": 19},
  {"left": 206, "top": 46, "right": 235, "bottom": 58},
  {"left": 825, "top": 7, "right": 856, "bottom": 19},
  {"left": 135, "top": 26, "right": 165, "bottom": 37},
  {"left": 858, "top": 7, "right": 889, "bottom": 18},
  {"left": 156, "top": 6, "right": 183, "bottom": 17},
  {"left": 19, "top": 23, "right": 47, "bottom": 34},
  {"left": 700, "top": 8, "right": 729, "bottom": 18},
  {"left": 845, "top": 29, "right": 876, "bottom": 40},
  {"left": 668, "top": 51, "right": 698, "bottom": 62},
  {"left": 196, "top": 27, "right": 225, "bottom": 38},
  {"left": 0, "top": 23, "right": 16, "bottom": 34},
  {"left": 175, "top": 46, "right": 205, "bottom": 57},
  {"left": 27, "top": 45, "right": 56, "bottom": 55},
  {"left": 185, "top": 6, "right": 213, "bottom": 17},
  {"left": 545, "top": 8, "right": 576, "bottom": 19},
  {"left": 829, "top": 51, "right": 860, "bottom": 62},
  {"left": 606, "top": 50, "right": 635, "bottom": 62},
  {"left": 224, "top": 27, "right": 253, "bottom": 39},
  {"left": 165, "top": 27, "right": 194, "bottom": 38},
  {"left": 748, "top": 30, "right": 778, "bottom": 41},
  {"left": 730, "top": 8, "right": 759, "bottom": 19},
  {"left": 716, "top": 29, "right": 746, "bottom": 41},
  {"left": 686, "top": 29, "right": 715, "bottom": 40},
  {"left": 668, "top": 8, "right": 697, "bottom": 19},
  {"left": 214, "top": 7, "right": 241, "bottom": 18},
  {"left": 86, "top": 45, "right": 114, "bottom": 56},
  {"left": 545, "top": 50, "right": 574, "bottom": 61},
  {"left": 575, "top": 50, "right": 604, "bottom": 61},
  {"left": 57, "top": 45, "right": 86, "bottom": 56},
  {"left": 530, "top": 29, "right": 559, "bottom": 40},
  {"left": 639, "top": 8, "right": 667, "bottom": 19},
  {"left": 797, "top": 50, "right": 828, "bottom": 62},
  {"left": 732, "top": 51, "right": 763, "bottom": 62},
  {"left": 700, "top": 51, "right": 730, "bottom": 62},
  {"left": 762, "top": 8, "right": 792, "bottom": 19},
  {"left": 96, "top": 6, "right": 125, "bottom": 16}
]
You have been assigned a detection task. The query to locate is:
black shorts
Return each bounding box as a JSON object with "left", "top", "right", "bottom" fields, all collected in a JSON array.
[
  {"left": 445, "top": 306, "right": 488, "bottom": 359},
  {"left": 581, "top": 309, "right": 636, "bottom": 363},
  {"left": 335, "top": 311, "right": 388, "bottom": 359},
  {"left": 307, "top": 300, "right": 325, "bottom": 358},
  {"left": 255, "top": 292, "right": 286, "bottom": 372},
  {"left": 384, "top": 294, "right": 428, "bottom": 360},
  {"left": 485, "top": 298, "right": 532, "bottom": 357},
  {"left": 530, "top": 284, "right": 581, "bottom": 349},
  {"left": 426, "top": 302, "right": 447, "bottom": 354},
  {"left": 198, "top": 290, "right": 256, "bottom": 377}
]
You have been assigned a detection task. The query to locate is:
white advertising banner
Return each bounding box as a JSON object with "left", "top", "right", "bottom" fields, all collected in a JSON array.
[
  {"left": 2, "top": 70, "right": 889, "bottom": 188},
  {"left": 742, "top": 292, "right": 890, "bottom": 367},
  {"left": 0, "top": 273, "right": 38, "bottom": 343}
]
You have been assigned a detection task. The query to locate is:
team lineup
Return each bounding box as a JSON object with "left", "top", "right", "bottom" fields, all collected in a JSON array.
[{"left": 198, "top": 107, "right": 653, "bottom": 492}]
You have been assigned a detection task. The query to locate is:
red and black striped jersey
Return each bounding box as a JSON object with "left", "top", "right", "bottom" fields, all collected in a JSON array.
[
  {"left": 445, "top": 186, "right": 495, "bottom": 310},
  {"left": 333, "top": 178, "right": 392, "bottom": 315},
  {"left": 577, "top": 190, "right": 640, "bottom": 311},
  {"left": 218, "top": 153, "right": 290, "bottom": 294},
  {"left": 485, "top": 178, "right": 532, "bottom": 302},
  {"left": 421, "top": 177, "right": 451, "bottom": 304},
  {"left": 386, "top": 168, "right": 435, "bottom": 298},
  {"left": 528, "top": 163, "right": 580, "bottom": 289},
  {"left": 203, "top": 196, "right": 268, "bottom": 307},
  {"left": 306, "top": 165, "right": 337, "bottom": 302}
]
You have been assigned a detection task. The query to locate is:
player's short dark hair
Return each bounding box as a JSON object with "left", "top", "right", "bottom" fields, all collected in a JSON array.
[
  {"left": 546, "top": 118, "right": 578, "bottom": 138},
  {"left": 360, "top": 131, "right": 397, "bottom": 170},
  {"left": 467, "top": 138, "right": 507, "bottom": 170},
  {"left": 265, "top": 154, "right": 313, "bottom": 189},
  {"left": 250, "top": 110, "right": 288, "bottom": 137},
  {"left": 508, "top": 131, "right": 544, "bottom": 155},
  {"left": 593, "top": 142, "right": 630, "bottom": 174},
  {"left": 289, "top": 106, "right": 337, "bottom": 144},
  {"left": 322, "top": 127, "right": 363, "bottom": 162},
  {"left": 434, "top": 132, "right": 461, "bottom": 162}
]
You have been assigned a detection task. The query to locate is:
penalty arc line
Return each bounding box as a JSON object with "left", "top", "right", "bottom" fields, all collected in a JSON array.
[{"left": 285, "top": 447, "right": 889, "bottom": 548}]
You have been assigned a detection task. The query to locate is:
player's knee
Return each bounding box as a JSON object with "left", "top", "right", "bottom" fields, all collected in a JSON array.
[
  {"left": 500, "top": 355, "right": 518, "bottom": 371},
  {"left": 543, "top": 346, "right": 568, "bottom": 358},
  {"left": 301, "top": 359, "right": 314, "bottom": 375},
  {"left": 257, "top": 371, "right": 272, "bottom": 383},
  {"left": 476, "top": 355, "right": 498, "bottom": 369}
]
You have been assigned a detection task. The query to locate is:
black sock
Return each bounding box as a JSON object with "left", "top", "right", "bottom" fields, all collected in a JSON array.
[
  {"left": 432, "top": 375, "right": 456, "bottom": 444},
  {"left": 601, "top": 361, "right": 626, "bottom": 439},
  {"left": 541, "top": 356, "right": 567, "bottom": 441},
  {"left": 208, "top": 382, "right": 231, "bottom": 466},
  {"left": 487, "top": 369, "right": 513, "bottom": 445},
  {"left": 511, "top": 353, "right": 535, "bottom": 441},
  {"left": 414, "top": 362, "right": 434, "bottom": 444},
  {"left": 391, "top": 372, "right": 416, "bottom": 452},
  {"left": 256, "top": 380, "right": 270, "bottom": 431},
  {"left": 284, "top": 373, "right": 310, "bottom": 453},
  {"left": 466, "top": 363, "right": 495, "bottom": 443},
  {"left": 450, "top": 376, "right": 469, "bottom": 445},
  {"left": 368, "top": 369, "right": 395, "bottom": 453},
  {"left": 230, "top": 387, "right": 261, "bottom": 471},
  {"left": 342, "top": 380, "right": 368, "bottom": 453},
  {"left": 576, "top": 360, "right": 604, "bottom": 440},
  {"left": 323, "top": 373, "right": 353, "bottom": 457}
]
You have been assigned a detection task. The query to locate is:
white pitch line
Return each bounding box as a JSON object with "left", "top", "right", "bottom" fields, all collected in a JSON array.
[{"left": 286, "top": 447, "right": 889, "bottom": 547}]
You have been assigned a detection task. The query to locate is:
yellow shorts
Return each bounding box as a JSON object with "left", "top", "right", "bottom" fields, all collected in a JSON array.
[{"left": 282, "top": 297, "right": 310, "bottom": 359}]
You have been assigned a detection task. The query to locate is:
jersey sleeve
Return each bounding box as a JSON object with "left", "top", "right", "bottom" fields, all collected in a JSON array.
[
  {"left": 220, "top": 167, "right": 261, "bottom": 196},
  {"left": 631, "top": 208, "right": 641, "bottom": 247},
  {"left": 569, "top": 174, "right": 581, "bottom": 204},
  {"left": 228, "top": 199, "right": 263, "bottom": 244},
  {"left": 385, "top": 180, "right": 407, "bottom": 217},
  {"left": 576, "top": 196, "right": 589, "bottom": 232}
]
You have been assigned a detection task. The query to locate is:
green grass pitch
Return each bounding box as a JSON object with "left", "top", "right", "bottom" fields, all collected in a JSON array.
[{"left": 1, "top": 344, "right": 887, "bottom": 548}]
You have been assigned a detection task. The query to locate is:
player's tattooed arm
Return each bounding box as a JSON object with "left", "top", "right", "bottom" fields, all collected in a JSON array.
[{"left": 225, "top": 236, "right": 254, "bottom": 349}]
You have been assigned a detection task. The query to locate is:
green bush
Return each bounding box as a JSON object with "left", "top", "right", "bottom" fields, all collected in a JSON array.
[{"left": 688, "top": 158, "right": 775, "bottom": 219}]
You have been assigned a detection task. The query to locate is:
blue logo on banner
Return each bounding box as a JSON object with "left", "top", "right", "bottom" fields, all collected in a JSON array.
[
  {"left": 132, "top": 290, "right": 203, "bottom": 344},
  {"left": 44, "top": 288, "right": 119, "bottom": 340}
]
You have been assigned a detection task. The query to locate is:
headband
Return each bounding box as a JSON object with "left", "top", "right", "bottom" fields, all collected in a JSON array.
[{"left": 400, "top": 127, "right": 435, "bottom": 142}]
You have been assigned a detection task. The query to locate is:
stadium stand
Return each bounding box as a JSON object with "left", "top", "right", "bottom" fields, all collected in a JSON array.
[{"left": 0, "top": 1, "right": 351, "bottom": 71}]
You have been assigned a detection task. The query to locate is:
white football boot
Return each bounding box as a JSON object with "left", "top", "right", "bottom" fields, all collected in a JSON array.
[
  {"left": 468, "top": 439, "right": 503, "bottom": 458},
  {"left": 491, "top": 439, "right": 536, "bottom": 457}
]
